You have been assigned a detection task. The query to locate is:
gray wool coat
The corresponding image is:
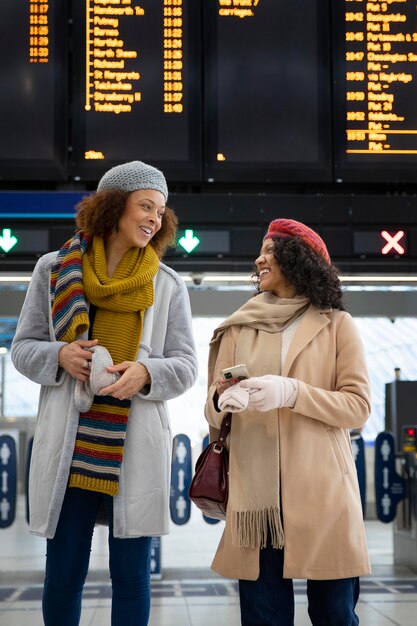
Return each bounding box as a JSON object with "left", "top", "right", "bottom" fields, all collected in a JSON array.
[{"left": 11, "top": 251, "right": 197, "bottom": 539}]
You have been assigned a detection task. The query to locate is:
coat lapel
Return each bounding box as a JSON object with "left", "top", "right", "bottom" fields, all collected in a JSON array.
[{"left": 282, "top": 306, "right": 330, "bottom": 376}]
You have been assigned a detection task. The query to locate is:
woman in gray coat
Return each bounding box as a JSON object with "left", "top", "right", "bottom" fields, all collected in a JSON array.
[{"left": 11, "top": 160, "right": 197, "bottom": 626}]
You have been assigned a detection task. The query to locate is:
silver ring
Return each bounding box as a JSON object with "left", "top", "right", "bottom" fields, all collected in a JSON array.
[{"left": 82, "top": 359, "right": 89, "bottom": 369}]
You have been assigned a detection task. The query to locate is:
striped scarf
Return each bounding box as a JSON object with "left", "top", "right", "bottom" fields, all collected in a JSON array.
[
  {"left": 50, "top": 231, "right": 91, "bottom": 342},
  {"left": 51, "top": 232, "right": 159, "bottom": 495}
]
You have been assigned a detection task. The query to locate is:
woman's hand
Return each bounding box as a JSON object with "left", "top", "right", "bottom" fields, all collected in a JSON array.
[
  {"left": 240, "top": 375, "right": 299, "bottom": 411},
  {"left": 217, "top": 382, "right": 252, "bottom": 413},
  {"left": 213, "top": 377, "right": 240, "bottom": 412},
  {"left": 98, "top": 361, "right": 151, "bottom": 401},
  {"left": 215, "top": 377, "right": 238, "bottom": 397},
  {"left": 58, "top": 339, "right": 98, "bottom": 381}
]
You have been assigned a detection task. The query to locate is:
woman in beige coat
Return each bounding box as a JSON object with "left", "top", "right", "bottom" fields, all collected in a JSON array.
[{"left": 204, "top": 218, "right": 371, "bottom": 626}]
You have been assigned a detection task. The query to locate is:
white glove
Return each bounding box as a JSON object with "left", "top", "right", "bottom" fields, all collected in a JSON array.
[
  {"left": 240, "top": 375, "right": 299, "bottom": 412},
  {"left": 217, "top": 383, "right": 251, "bottom": 413}
]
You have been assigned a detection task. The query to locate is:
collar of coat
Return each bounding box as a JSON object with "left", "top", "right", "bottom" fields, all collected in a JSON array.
[{"left": 282, "top": 305, "right": 332, "bottom": 377}]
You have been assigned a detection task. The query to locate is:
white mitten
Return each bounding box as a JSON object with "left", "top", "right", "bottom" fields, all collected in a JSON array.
[
  {"left": 74, "top": 345, "right": 120, "bottom": 412},
  {"left": 240, "top": 375, "right": 299, "bottom": 412},
  {"left": 217, "top": 383, "right": 251, "bottom": 413}
]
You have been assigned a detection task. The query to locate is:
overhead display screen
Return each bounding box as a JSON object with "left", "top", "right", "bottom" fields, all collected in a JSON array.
[
  {"left": 333, "top": 0, "right": 417, "bottom": 182},
  {"left": 203, "top": 0, "right": 332, "bottom": 182},
  {"left": 6, "top": 0, "right": 417, "bottom": 187},
  {"left": 71, "top": 0, "right": 201, "bottom": 182},
  {"left": 0, "top": 0, "right": 67, "bottom": 180}
]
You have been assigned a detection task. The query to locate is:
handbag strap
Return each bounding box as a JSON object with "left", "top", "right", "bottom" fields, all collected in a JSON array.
[{"left": 214, "top": 413, "right": 232, "bottom": 451}]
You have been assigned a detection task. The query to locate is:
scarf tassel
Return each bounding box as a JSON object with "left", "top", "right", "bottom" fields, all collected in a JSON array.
[{"left": 231, "top": 507, "right": 285, "bottom": 550}]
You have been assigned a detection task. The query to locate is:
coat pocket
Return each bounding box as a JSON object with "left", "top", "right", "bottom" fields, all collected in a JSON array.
[
  {"left": 155, "top": 401, "right": 170, "bottom": 432},
  {"left": 326, "top": 427, "right": 348, "bottom": 475}
]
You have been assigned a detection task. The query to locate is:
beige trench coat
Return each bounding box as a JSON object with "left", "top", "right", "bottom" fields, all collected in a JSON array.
[{"left": 205, "top": 306, "right": 371, "bottom": 581}]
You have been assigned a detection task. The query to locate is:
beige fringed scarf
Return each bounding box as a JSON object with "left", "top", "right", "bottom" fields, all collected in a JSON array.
[{"left": 208, "top": 292, "right": 310, "bottom": 550}]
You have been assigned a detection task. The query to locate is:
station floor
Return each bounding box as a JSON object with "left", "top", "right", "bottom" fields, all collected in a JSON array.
[{"left": 1, "top": 498, "right": 417, "bottom": 626}]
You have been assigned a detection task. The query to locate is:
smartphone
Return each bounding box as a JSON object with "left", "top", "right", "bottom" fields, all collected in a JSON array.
[{"left": 220, "top": 364, "right": 249, "bottom": 383}]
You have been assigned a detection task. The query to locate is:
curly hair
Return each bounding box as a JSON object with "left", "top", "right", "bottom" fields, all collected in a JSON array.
[
  {"left": 75, "top": 190, "right": 178, "bottom": 259},
  {"left": 253, "top": 236, "right": 345, "bottom": 311}
]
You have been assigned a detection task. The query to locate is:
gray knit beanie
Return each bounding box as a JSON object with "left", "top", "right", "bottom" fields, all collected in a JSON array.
[{"left": 97, "top": 161, "right": 168, "bottom": 202}]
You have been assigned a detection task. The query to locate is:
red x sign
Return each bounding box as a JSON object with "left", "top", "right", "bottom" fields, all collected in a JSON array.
[{"left": 381, "top": 230, "right": 405, "bottom": 255}]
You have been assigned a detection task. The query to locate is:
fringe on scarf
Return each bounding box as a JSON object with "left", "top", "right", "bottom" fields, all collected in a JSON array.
[{"left": 231, "top": 507, "right": 285, "bottom": 550}]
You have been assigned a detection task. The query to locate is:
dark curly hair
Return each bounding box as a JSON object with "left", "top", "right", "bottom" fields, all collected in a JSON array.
[
  {"left": 253, "top": 236, "right": 345, "bottom": 311},
  {"left": 75, "top": 189, "right": 178, "bottom": 259}
]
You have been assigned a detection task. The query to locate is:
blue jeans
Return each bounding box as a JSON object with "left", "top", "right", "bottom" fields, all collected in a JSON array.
[
  {"left": 42, "top": 487, "right": 152, "bottom": 626},
  {"left": 239, "top": 542, "right": 360, "bottom": 626}
]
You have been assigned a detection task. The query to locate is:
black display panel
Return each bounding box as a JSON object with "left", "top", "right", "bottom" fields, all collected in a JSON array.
[
  {"left": 0, "top": 0, "right": 67, "bottom": 180},
  {"left": 333, "top": 0, "right": 417, "bottom": 182},
  {"left": 203, "top": 0, "right": 332, "bottom": 183},
  {"left": 353, "top": 229, "right": 407, "bottom": 256},
  {"left": 71, "top": 0, "right": 201, "bottom": 182}
]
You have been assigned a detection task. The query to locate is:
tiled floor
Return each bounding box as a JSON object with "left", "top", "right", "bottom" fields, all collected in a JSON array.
[{"left": 1, "top": 499, "right": 417, "bottom": 625}]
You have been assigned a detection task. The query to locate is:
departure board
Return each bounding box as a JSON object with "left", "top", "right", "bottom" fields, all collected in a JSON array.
[
  {"left": 0, "top": 1, "right": 67, "bottom": 180},
  {"left": 71, "top": 0, "right": 201, "bottom": 182},
  {"left": 333, "top": 0, "right": 417, "bottom": 182},
  {"left": 203, "top": 0, "right": 332, "bottom": 182}
]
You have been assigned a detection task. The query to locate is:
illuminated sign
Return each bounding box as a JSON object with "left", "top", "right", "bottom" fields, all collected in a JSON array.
[
  {"left": 174, "top": 229, "right": 230, "bottom": 255},
  {"left": 178, "top": 229, "right": 200, "bottom": 253},
  {"left": 29, "top": 0, "right": 50, "bottom": 64},
  {"left": 344, "top": 1, "right": 417, "bottom": 156},
  {"left": 0, "top": 0, "right": 67, "bottom": 180},
  {"left": 0, "top": 229, "right": 18, "bottom": 253},
  {"left": 381, "top": 230, "right": 405, "bottom": 255},
  {"left": 402, "top": 425, "right": 417, "bottom": 452},
  {"left": 334, "top": 0, "right": 417, "bottom": 181},
  {"left": 0, "top": 228, "right": 48, "bottom": 255},
  {"left": 83, "top": 0, "right": 184, "bottom": 117},
  {"left": 71, "top": 0, "right": 201, "bottom": 180},
  {"left": 353, "top": 229, "right": 407, "bottom": 256}
]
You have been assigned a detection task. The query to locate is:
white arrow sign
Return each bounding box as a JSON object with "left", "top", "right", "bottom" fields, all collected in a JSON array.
[
  {"left": 0, "top": 229, "right": 18, "bottom": 253},
  {"left": 177, "top": 469, "right": 185, "bottom": 492},
  {"left": 380, "top": 439, "right": 391, "bottom": 462},
  {"left": 383, "top": 466, "right": 390, "bottom": 490},
  {"left": 0, "top": 497, "right": 10, "bottom": 521},
  {"left": 175, "top": 441, "right": 188, "bottom": 464},
  {"left": 381, "top": 493, "right": 391, "bottom": 516},
  {"left": 178, "top": 229, "right": 200, "bottom": 253},
  {"left": 0, "top": 443, "right": 11, "bottom": 465},
  {"left": 176, "top": 495, "right": 187, "bottom": 518},
  {"left": 1, "top": 471, "right": 8, "bottom": 493}
]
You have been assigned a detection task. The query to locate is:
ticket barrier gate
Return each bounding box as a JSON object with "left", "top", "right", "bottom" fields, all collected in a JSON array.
[
  {"left": 393, "top": 449, "right": 417, "bottom": 572},
  {"left": 375, "top": 429, "right": 417, "bottom": 572},
  {"left": 383, "top": 379, "right": 417, "bottom": 571}
]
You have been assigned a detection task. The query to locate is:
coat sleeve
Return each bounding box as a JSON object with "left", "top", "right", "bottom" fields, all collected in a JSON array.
[
  {"left": 204, "top": 326, "right": 239, "bottom": 430},
  {"left": 11, "top": 254, "right": 68, "bottom": 386},
  {"left": 137, "top": 277, "right": 198, "bottom": 401},
  {"left": 294, "top": 312, "right": 371, "bottom": 430}
]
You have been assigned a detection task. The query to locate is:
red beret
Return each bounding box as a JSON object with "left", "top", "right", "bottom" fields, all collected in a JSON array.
[{"left": 264, "top": 219, "right": 331, "bottom": 265}]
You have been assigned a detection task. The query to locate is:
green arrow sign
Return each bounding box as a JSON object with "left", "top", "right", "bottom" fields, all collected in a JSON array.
[
  {"left": 0, "top": 229, "right": 18, "bottom": 253},
  {"left": 178, "top": 229, "right": 200, "bottom": 253}
]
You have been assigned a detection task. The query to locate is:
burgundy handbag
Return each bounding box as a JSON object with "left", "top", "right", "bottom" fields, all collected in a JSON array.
[{"left": 188, "top": 413, "right": 232, "bottom": 520}]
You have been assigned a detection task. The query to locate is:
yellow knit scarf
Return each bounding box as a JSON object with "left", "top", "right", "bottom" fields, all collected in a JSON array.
[
  {"left": 81, "top": 236, "right": 159, "bottom": 365},
  {"left": 68, "top": 236, "right": 159, "bottom": 495}
]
